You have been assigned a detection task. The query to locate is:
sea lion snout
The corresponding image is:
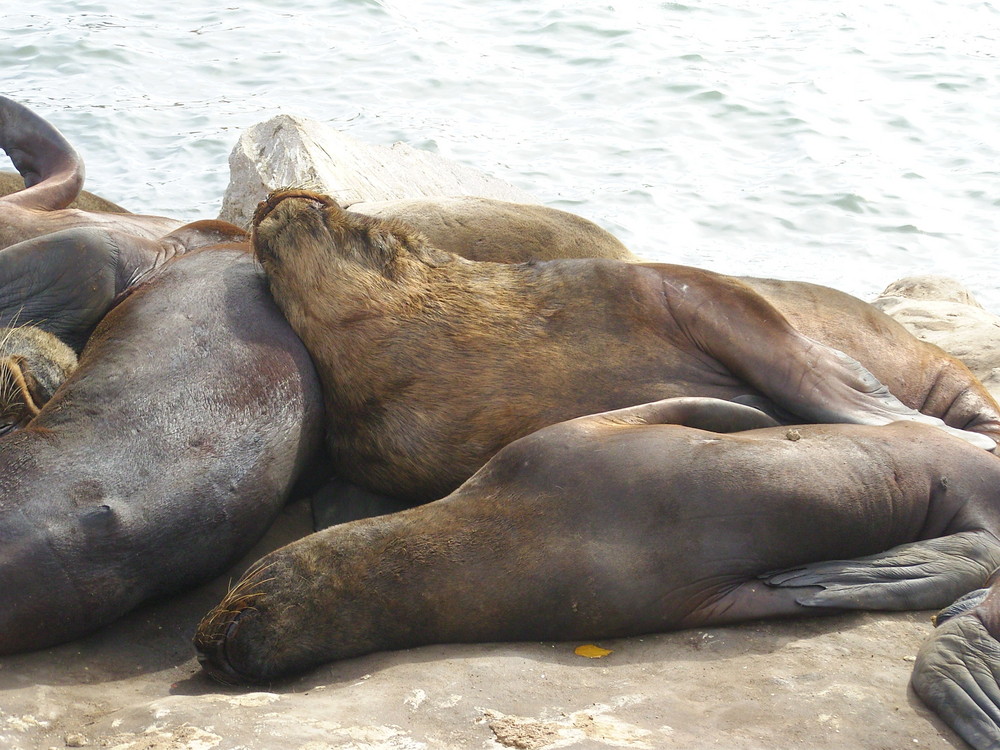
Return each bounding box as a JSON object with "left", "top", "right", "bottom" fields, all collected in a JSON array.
[
  {"left": 251, "top": 189, "right": 343, "bottom": 268},
  {"left": 194, "top": 557, "right": 292, "bottom": 685},
  {"left": 251, "top": 189, "right": 338, "bottom": 229},
  {"left": 194, "top": 610, "right": 252, "bottom": 686}
]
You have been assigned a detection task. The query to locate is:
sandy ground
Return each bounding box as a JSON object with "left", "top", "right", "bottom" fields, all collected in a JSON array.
[{"left": 0, "top": 498, "right": 968, "bottom": 750}]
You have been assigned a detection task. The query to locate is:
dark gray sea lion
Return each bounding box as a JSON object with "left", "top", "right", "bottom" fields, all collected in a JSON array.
[
  {"left": 0, "top": 246, "right": 323, "bottom": 654},
  {"left": 251, "top": 189, "right": 1000, "bottom": 503},
  {"left": 193, "top": 397, "right": 1000, "bottom": 688}
]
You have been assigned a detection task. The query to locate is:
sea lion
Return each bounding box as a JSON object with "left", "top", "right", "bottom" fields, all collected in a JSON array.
[
  {"left": 912, "top": 573, "right": 1000, "bottom": 749},
  {"left": 0, "top": 246, "right": 323, "bottom": 654},
  {"left": 0, "top": 97, "right": 249, "bottom": 352},
  {"left": 0, "top": 170, "right": 128, "bottom": 213},
  {"left": 0, "top": 323, "right": 77, "bottom": 434},
  {"left": 194, "top": 397, "right": 1000, "bottom": 690},
  {"left": 251, "top": 189, "right": 1000, "bottom": 503},
  {"left": 351, "top": 195, "right": 637, "bottom": 263}
]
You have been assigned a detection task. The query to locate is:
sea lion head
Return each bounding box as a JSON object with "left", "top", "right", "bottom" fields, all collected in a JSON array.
[
  {"left": 194, "top": 549, "right": 347, "bottom": 685},
  {"left": 251, "top": 189, "right": 441, "bottom": 283},
  {"left": 0, "top": 325, "right": 77, "bottom": 435},
  {"left": 194, "top": 556, "right": 282, "bottom": 685}
]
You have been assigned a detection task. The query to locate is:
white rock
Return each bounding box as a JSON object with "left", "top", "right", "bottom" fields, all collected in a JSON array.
[
  {"left": 219, "top": 115, "right": 536, "bottom": 229},
  {"left": 872, "top": 275, "right": 1000, "bottom": 401},
  {"left": 877, "top": 275, "right": 983, "bottom": 308}
]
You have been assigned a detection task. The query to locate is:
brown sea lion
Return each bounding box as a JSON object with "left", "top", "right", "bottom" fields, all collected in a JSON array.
[
  {"left": 351, "top": 195, "right": 637, "bottom": 263},
  {"left": 193, "top": 398, "right": 1000, "bottom": 702},
  {"left": 0, "top": 323, "right": 77, "bottom": 434},
  {"left": 0, "top": 96, "right": 237, "bottom": 248},
  {"left": 250, "top": 189, "right": 1000, "bottom": 503},
  {"left": 0, "top": 246, "right": 323, "bottom": 654},
  {"left": 0, "top": 170, "right": 128, "bottom": 213}
]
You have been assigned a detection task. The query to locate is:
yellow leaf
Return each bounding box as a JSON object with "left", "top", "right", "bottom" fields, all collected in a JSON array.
[{"left": 574, "top": 644, "right": 612, "bottom": 658}]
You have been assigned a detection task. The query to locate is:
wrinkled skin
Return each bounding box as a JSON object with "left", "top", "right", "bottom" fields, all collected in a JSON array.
[
  {"left": 194, "top": 399, "right": 1000, "bottom": 696},
  {"left": 251, "top": 189, "right": 1000, "bottom": 503},
  {"left": 913, "top": 576, "right": 1000, "bottom": 749},
  {"left": 0, "top": 247, "right": 323, "bottom": 653}
]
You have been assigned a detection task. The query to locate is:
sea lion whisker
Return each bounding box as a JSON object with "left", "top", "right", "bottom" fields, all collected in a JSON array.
[
  {"left": 215, "top": 577, "right": 277, "bottom": 611},
  {"left": 225, "top": 568, "right": 278, "bottom": 598},
  {"left": 222, "top": 561, "right": 279, "bottom": 598}
]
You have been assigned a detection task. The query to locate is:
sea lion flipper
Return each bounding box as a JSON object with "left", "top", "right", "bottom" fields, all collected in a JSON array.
[
  {"left": 0, "top": 227, "right": 130, "bottom": 350},
  {"left": 762, "top": 530, "right": 1000, "bottom": 610},
  {"left": 0, "top": 96, "right": 84, "bottom": 211},
  {"left": 911, "top": 584, "right": 1000, "bottom": 750},
  {"left": 665, "top": 272, "right": 995, "bottom": 448},
  {"left": 936, "top": 587, "right": 992, "bottom": 625}
]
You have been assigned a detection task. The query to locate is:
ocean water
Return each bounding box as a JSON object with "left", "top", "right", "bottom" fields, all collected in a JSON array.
[{"left": 3, "top": 0, "right": 1000, "bottom": 308}]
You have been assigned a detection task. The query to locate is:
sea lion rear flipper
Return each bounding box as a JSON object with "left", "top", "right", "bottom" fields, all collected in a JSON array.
[
  {"left": 664, "top": 271, "right": 995, "bottom": 450},
  {"left": 911, "top": 581, "right": 1000, "bottom": 750},
  {"left": 0, "top": 96, "right": 84, "bottom": 211},
  {"left": 761, "top": 530, "right": 1000, "bottom": 610}
]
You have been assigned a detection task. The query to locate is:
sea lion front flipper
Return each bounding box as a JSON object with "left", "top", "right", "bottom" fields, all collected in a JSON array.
[
  {"left": 0, "top": 227, "right": 135, "bottom": 350},
  {"left": 911, "top": 582, "right": 1000, "bottom": 750},
  {"left": 0, "top": 96, "right": 84, "bottom": 211},
  {"left": 761, "top": 530, "right": 1000, "bottom": 610}
]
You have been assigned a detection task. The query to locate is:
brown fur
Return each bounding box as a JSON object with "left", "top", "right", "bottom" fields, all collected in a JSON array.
[
  {"left": 252, "top": 190, "right": 1000, "bottom": 502},
  {"left": 0, "top": 324, "right": 77, "bottom": 434},
  {"left": 352, "top": 196, "right": 637, "bottom": 263}
]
